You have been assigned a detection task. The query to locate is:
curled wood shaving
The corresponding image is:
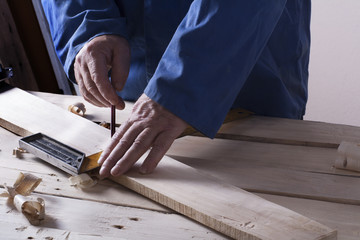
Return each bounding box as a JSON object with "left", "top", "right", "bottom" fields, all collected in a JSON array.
[
  {"left": 12, "top": 147, "right": 27, "bottom": 158},
  {"left": 1, "top": 172, "right": 44, "bottom": 225},
  {"left": 13, "top": 195, "right": 45, "bottom": 225},
  {"left": 99, "top": 121, "right": 110, "bottom": 129},
  {"left": 69, "top": 173, "right": 97, "bottom": 189},
  {"left": 13, "top": 172, "right": 42, "bottom": 196},
  {"left": 68, "top": 102, "right": 86, "bottom": 117}
]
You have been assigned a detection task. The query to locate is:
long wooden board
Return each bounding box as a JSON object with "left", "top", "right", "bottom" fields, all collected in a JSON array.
[
  {"left": 0, "top": 87, "right": 336, "bottom": 239},
  {"left": 30, "top": 91, "right": 134, "bottom": 124},
  {"left": 218, "top": 116, "right": 360, "bottom": 147},
  {"left": 0, "top": 128, "right": 357, "bottom": 239},
  {"left": 258, "top": 194, "right": 360, "bottom": 240},
  {"left": 167, "top": 136, "right": 360, "bottom": 204}
]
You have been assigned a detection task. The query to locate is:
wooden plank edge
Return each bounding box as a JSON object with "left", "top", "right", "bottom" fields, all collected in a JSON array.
[
  {"left": 0, "top": 118, "right": 32, "bottom": 137},
  {"left": 211, "top": 133, "right": 339, "bottom": 149},
  {"left": 110, "top": 155, "right": 337, "bottom": 240},
  {"left": 246, "top": 187, "right": 360, "bottom": 207}
]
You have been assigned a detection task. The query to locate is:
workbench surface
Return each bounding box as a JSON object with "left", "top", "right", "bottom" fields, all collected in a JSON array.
[{"left": 1, "top": 92, "right": 360, "bottom": 239}]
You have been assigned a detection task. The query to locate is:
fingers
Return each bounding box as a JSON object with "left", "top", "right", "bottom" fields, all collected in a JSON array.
[
  {"left": 74, "top": 35, "right": 129, "bottom": 109},
  {"left": 76, "top": 53, "right": 125, "bottom": 109},
  {"left": 110, "top": 127, "right": 159, "bottom": 176},
  {"left": 89, "top": 56, "right": 126, "bottom": 109},
  {"left": 139, "top": 132, "right": 175, "bottom": 174},
  {"left": 98, "top": 123, "right": 157, "bottom": 178},
  {"left": 98, "top": 121, "right": 132, "bottom": 165},
  {"left": 75, "top": 64, "right": 105, "bottom": 107},
  {"left": 77, "top": 63, "right": 111, "bottom": 107},
  {"left": 97, "top": 94, "right": 188, "bottom": 178}
]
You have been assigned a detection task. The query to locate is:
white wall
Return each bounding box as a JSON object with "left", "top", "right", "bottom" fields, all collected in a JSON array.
[{"left": 304, "top": 0, "right": 360, "bottom": 126}]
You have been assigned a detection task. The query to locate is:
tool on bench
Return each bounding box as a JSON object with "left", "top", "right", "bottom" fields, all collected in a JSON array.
[
  {"left": 16, "top": 89, "right": 250, "bottom": 176},
  {"left": 19, "top": 133, "right": 86, "bottom": 175}
]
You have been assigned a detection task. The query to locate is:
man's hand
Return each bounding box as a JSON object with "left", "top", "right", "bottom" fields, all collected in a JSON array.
[
  {"left": 98, "top": 94, "right": 188, "bottom": 177},
  {"left": 74, "top": 35, "right": 130, "bottom": 109}
]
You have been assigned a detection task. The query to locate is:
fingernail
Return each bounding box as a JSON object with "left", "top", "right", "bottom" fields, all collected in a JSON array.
[
  {"left": 97, "top": 157, "right": 104, "bottom": 164},
  {"left": 110, "top": 167, "right": 121, "bottom": 176},
  {"left": 99, "top": 166, "right": 107, "bottom": 176}
]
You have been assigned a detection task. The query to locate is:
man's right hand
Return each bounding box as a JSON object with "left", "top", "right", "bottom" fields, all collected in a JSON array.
[{"left": 74, "top": 35, "right": 131, "bottom": 109}]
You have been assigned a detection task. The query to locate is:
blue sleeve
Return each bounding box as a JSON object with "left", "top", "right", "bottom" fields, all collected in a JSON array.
[
  {"left": 144, "top": 0, "right": 287, "bottom": 138},
  {"left": 41, "top": 0, "right": 128, "bottom": 82}
]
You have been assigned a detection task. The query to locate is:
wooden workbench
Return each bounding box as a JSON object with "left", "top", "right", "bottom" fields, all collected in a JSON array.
[{"left": 1, "top": 92, "right": 360, "bottom": 239}]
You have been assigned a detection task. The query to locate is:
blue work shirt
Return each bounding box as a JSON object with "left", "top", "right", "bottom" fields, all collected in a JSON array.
[{"left": 42, "top": 0, "right": 311, "bottom": 138}]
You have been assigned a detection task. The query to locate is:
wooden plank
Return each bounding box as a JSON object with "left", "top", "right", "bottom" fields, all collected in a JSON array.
[
  {"left": 2, "top": 123, "right": 356, "bottom": 240},
  {"left": 170, "top": 136, "right": 360, "bottom": 177},
  {"left": 0, "top": 126, "right": 168, "bottom": 212},
  {"left": 217, "top": 115, "right": 360, "bottom": 147},
  {"left": 0, "top": 193, "right": 226, "bottom": 239},
  {"left": 112, "top": 156, "right": 336, "bottom": 240},
  {"left": 0, "top": 87, "right": 336, "bottom": 239},
  {"left": 168, "top": 136, "right": 360, "bottom": 204},
  {"left": 30, "top": 91, "right": 134, "bottom": 124},
  {"left": 0, "top": 86, "right": 108, "bottom": 155},
  {"left": 258, "top": 193, "right": 360, "bottom": 240},
  {"left": 0, "top": 223, "right": 116, "bottom": 240}
]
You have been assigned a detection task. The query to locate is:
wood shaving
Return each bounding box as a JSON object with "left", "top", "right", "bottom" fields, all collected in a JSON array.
[
  {"left": 68, "top": 102, "right": 86, "bottom": 117},
  {"left": 1, "top": 172, "right": 44, "bottom": 225},
  {"left": 69, "top": 173, "right": 97, "bottom": 189}
]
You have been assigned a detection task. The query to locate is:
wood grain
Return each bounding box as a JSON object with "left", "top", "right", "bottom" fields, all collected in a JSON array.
[
  {"left": 112, "top": 155, "right": 336, "bottom": 240},
  {"left": 2, "top": 124, "right": 357, "bottom": 239},
  {"left": 218, "top": 115, "right": 360, "bottom": 147},
  {"left": 0, "top": 193, "right": 226, "bottom": 239},
  {"left": 259, "top": 193, "right": 360, "bottom": 240},
  {"left": 0, "top": 126, "right": 167, "bottom": 212},
  {"left": 168, "top": 136, "right": 360, "bottom": 204},
  {"left": 30, "top": 91, "right": 134, "bottom": 124},
  {"left": 0, "top": 87, "right": 336, "bottom": 239}
]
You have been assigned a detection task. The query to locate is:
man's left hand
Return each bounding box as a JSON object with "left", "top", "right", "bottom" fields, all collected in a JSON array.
[{"left": 98, "top": 94, "right": 188, "bottom": 177}]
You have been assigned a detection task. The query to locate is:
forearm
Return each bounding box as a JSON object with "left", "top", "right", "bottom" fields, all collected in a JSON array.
[{"left": 145, "top": 0, "right": 287, "bottom": 137}]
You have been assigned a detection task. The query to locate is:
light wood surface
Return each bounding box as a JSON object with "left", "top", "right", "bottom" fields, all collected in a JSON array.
[
  {"left": 30, "top": 91, "right": 134, "bottom": 124},
  {"left": 0, "top": 88, "right": 336, "bottom": 239},
  {"left": 258, "top": 194, "right": 360, "bottom": 240},
  {"left": 112, "top": 155, "right": 335, "bottom": 240},
  {"left": 218, "top": 115, "right": 360, "bottom": 147},
  {"left": 168, "top": 136, "right": 360, "bottom": 204},
  {"left": 0, "top": 87, "right": 109, "bottom": 155},
  {"left": 2, "top": 126, "right": 359, "bottom": 239},
  {"left": 0, "top": 192, "right": 226, "bottom": 240}
]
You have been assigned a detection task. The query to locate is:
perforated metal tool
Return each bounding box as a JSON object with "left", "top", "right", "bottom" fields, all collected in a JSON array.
[{"left": 19, "top": 133, "right": 85, "bottom": 175}]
